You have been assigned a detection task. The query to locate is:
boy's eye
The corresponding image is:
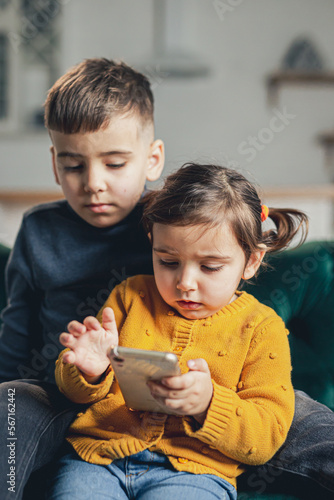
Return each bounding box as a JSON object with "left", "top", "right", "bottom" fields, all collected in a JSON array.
[
  {"left": 202, "top": 265, "right": 223, "bottom": 272},
  {"left": 159, "top": 259, "right": 178, "bottom": 268},
  {"left": 106, "top": 163, "right": 126, "bottom": 169},
  {"left": 63, "top": 165, "right": 83, "bottom": 172}
]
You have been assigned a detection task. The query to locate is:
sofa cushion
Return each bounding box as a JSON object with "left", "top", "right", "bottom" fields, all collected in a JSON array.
[{"left": 244, "top": 241, "right": 334, "bottom": 411}]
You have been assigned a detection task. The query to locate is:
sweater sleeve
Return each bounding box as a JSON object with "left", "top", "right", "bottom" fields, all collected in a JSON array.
[
  {"left": 55, "top": 281, "right": 128, "bottom": 403},
  {"left": 0, "top": 223, "right": 43, "bottom": 382},
  {"left": 55, "top": 349, "right": 114, "bottom": 404},
  {"left": 183, "top": 316, "right": 294, "bottom": 466}
]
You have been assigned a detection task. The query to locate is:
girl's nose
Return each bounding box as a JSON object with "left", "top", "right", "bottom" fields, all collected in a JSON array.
[{"left": 176, "top": 268, "right": 197, "bottom": 292}]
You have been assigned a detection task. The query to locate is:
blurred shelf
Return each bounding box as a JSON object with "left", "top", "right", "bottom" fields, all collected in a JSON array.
[
  {"left": 1, "top": 187, "right": 333, "bottom": 206},
  {"left": 0, "top": 191, "right": 64, "bottom": 204},
  {"left": 262, "top": 185, "right": 334, "bottom": 200},
  {"left": 266, "top": 71, "right": 334, "bottom": 104}
]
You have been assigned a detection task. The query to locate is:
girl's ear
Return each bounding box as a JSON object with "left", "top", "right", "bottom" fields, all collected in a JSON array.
[{"left": 242, "top": 248, "right": 266, "bottom": 280}]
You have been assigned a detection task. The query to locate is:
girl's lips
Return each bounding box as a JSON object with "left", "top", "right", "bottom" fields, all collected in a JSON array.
[{"left": 177, "top": 300, "right": 202, "bottom": 310}]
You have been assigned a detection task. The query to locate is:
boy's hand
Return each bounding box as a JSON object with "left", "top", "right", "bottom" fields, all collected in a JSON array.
[
  {"left": 147, "top": 358, "right": 213, "bottom": 424},
  {"left": 59, "top": 307, "right": 118, "bottom": 383}
]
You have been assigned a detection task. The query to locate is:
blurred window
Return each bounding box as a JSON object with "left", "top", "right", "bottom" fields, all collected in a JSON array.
[
  {"left": 0, "top": 0, "right": 61, "bottom": 132},
  {"left": 0, "top": 34, "right": 7, "bottom": 119}
]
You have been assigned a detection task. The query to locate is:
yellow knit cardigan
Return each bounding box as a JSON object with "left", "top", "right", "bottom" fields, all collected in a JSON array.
[{"left": 55, "top": 275, "right": 294, "bottom": 488}]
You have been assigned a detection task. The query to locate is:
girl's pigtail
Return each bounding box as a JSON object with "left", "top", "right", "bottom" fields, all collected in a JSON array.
[{"left": 262, "top": 208, "right": 309, "bottom": 253}]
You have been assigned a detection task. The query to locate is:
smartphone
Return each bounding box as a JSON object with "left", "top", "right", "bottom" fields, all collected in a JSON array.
[{"left": 108, "top": 345, "right": 181, "bottom": 413}]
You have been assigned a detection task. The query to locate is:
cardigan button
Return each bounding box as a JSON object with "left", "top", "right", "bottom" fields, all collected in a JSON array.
[
  {"left": 174, "top": 346, "right": 183, "bottom": 352},
  {"left": 237, "top": 381, "right": 244, "bottom": 389},
  {"left": 139, "top": 291, "right": 145, "bottom": 298},
  {"left": 236, "top": 407, "right": 243, "bottom": 416},
  {"left": 76, "top": 412, "right": 84, "bottom": 417},
  {"left": 201, "top": 447, "right": 210, "bottom": 455},
  {"left": 218, "top": 350, "right": 227, "bottom": 357},
  {"left": 269, "top": 352, "right": 277, "bottom": 359},
  {"left": 167, "top": 310, "right": 175, "bottom": 316},
  {"left": 249, "top": 446, "right": 257, "bottom": 454},
  {"left": 178, "top": 457, "right": 189, "bottom": 463}
]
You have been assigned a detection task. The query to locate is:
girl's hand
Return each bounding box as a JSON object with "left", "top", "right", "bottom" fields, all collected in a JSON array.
[
  {"left": 59, "top": 307, "right": 118, "bottom": 382},
  {"left": 147, "top": 358, "right": 213, "bottom": 424}
]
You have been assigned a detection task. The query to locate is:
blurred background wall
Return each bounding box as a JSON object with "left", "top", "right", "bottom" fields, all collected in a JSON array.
[{"left": 1, "top": 0, "right": 334, "bottom": 246}]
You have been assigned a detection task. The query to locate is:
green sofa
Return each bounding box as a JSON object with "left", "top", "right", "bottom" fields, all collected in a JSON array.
[{"left": 0, "top": 241, "right": 333, "bottom": 499}]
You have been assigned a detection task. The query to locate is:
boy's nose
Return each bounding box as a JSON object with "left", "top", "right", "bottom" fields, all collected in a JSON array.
[{"left": 83, "top": 166, "right": 107, "bottom": 193}]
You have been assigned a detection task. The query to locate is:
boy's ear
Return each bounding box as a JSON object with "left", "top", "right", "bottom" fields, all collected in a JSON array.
[
  {"left": 50, "top": 146, "right": 60, "bottom": 185},
  {"left": 242, "top": 248, "right": 266, "bottom": 280},
  {"left": 146, "top": 139, "right": 165, "bottom": 182}
]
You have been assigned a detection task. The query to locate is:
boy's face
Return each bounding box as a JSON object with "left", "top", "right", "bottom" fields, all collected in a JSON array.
[
  {"left": 152, "top": 222, "right": 264, "bottom": 320},
  {"left": 50, "top": 114, "right": 164, "bottom": 228}
]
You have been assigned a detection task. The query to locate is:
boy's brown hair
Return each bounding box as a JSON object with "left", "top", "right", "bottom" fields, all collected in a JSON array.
[{"left": 44, "top": 58, "right": 154, "bottom": 133}]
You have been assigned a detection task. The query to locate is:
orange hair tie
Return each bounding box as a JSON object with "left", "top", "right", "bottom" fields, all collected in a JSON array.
[{"left": 261, "top": 205, "right": 269, "bottom": 222}]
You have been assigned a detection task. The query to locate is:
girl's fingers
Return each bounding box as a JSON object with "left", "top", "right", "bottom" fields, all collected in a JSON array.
[
  {"left": 83, "top": 316, "right": 101, "bottom": 331},
  {"left": 62, "top": 350, "right": 76, "bottom": 364},
  {"left": 161, "top": 375, "right": 190, "bottom": 389},
  {"left": 102, "top": 307, "right": 117, "bottom": 334},
  {"left": 59, "top": 332, "right": 75, "bottom": 347},
  {"left": 148, "top": 380, "right": 190, "bottom": 399},
  {"left": 67, "top": 321, "right": 86, "bottom": 336}
]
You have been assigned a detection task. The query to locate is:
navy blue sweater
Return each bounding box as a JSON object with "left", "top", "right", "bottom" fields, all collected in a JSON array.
[{"left": 0, "top": 200, "right": 153, "bottom": 383}]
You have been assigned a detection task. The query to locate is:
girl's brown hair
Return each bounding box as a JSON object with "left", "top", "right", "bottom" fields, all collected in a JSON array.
[
  {"left": 44, "top": 58, "right": 154, "bottom": 134},
  {"left": 142, "top": 163, "right": 308, "bottom": 263}
]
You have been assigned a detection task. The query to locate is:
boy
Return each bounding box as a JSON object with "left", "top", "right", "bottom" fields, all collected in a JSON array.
[
  {"left": 0, "top": 58, "right": 333, "bottom": 499},
  {"left": 0, "top": 58, "right": 164, "bottom": 499}
]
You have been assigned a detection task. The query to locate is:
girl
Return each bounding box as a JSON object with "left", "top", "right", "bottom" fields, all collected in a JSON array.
[{"left": 49, "top": 163, "right": 308, "bottom": 500}]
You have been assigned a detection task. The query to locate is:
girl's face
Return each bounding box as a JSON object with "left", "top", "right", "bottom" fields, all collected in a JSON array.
[{"left": 152, "top": 222, "right": 264, "bottom": 320}]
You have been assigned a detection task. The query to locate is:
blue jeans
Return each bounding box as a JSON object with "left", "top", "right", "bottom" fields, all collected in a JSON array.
[
  {"left": 46, "top": 449, "right": 237, "bottom": 500},
  {"left": 266, "top": 390, "right": 334, "bottom": 492},
  {"left": 0, "top": 382, "right": 333, "bottom": 499},
  {"left": 0, "top": 380, "right": 79, "bottom": 500}
]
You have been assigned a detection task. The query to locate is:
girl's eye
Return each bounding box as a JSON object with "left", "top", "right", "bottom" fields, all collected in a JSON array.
[
  {"left": 202, "top": 265, "right": 223, "bottom": 272},
  {"left": 159, "top": 259, "right": 178, "bottom": 268}
]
